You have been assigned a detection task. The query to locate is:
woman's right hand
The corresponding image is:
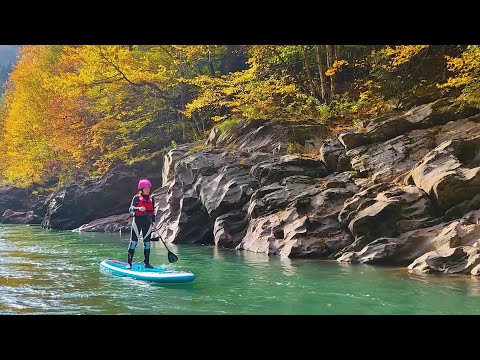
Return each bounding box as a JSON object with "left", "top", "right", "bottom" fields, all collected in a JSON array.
[{"left": 139, "top": 206, "right": 146, "bottom": 212}]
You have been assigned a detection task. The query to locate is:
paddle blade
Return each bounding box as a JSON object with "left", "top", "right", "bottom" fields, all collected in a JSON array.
[{"left": 168, "top": 251, "right": 178, "bottom": 263}]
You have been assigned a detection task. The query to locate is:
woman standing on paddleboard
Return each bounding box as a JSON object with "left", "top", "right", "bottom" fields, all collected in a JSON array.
[{"left": 126, "top": 179, "right": 156, "bottom": 269}]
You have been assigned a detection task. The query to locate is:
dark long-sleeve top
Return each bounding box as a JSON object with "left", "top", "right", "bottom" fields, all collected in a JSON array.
[{"left": 129, "top": 194, "right": 156, "bottom": 222}]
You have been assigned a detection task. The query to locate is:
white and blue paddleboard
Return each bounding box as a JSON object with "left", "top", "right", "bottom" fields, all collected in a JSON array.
[{"left": 100, "top": 259, "right": 195, "bottom": 283}]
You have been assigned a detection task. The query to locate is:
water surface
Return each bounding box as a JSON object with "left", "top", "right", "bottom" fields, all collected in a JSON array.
[{"left": 1, "top": 224, "right": 479, "bottom": 314}]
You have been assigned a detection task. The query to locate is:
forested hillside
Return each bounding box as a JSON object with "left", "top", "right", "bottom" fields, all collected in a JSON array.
[{"left": 0, "top": 45, "right": 478, "bottom": 186}]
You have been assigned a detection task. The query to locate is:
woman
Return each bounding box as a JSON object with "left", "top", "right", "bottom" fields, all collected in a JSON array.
[{"left": 126, "top": 179, "right": 156, "bottom": 269}]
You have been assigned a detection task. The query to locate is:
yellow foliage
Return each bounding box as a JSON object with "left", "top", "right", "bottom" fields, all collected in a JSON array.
[
  {"left": 1, "top": 44, "right": 477, "bottom": 187},
  {"left": 438, "top": 45, "right": 480, "bottom": 104},
  {"left": 0, "top": 46, "right": 90, "bottom": 185},
  {"left": 185, "top": 58, "right": 327, "bottom": 122},
  {"left": 375, "top": 45, "right": 429, "bottom": 71},
  {"left": 325, "top": 60, "right": 349, "bottom": 77}
]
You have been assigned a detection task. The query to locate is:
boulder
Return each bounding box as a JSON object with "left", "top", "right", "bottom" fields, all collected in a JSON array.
[
  {"left": 250, "top": 155, "right": 330, "bottom": 186},
  {"left": 338, "top": 209, "right": 480, "bottom": 266},
  {"left": 236, "top": 173, "right": 358, "bottom": 258},
  {"left": 339, "top": 185, "right": 437, "bottom": 253},
  {"left": 73, "top": 213, "right": 132, "bottom": 233},
  {"left": 338, "top": 98, "right": 480, "bottom": 149},
  {"left": 41, "top": 154, "right": 163, "bottom": 230},
  {"left": 1, "top": 209, "right": 40, "bottom": 224},
  {"left": 406, "top": 136, "right": 480, "bottom": 213}
]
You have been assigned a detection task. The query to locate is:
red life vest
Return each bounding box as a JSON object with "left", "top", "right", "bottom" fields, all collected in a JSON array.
[{"left": 134, "top": 194, "right": 154, "bottom": 218}]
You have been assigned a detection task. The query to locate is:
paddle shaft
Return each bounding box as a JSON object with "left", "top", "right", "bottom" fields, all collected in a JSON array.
[{"left": 142, "top": 211, "right": 177, "bottom": 259}]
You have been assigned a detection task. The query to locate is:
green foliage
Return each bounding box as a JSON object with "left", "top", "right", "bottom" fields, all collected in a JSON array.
[
  {"left": 287, "top": 142, "right": 303, "bottom": 154},
  {"left": 125, "top": 150, "right": 163, "bottom": 166},
  {"left": 216, "top": 118, "right": 240, "bottom": 134},
  {"left": 189, "top": 143, "right": 210, "bottom": 153},
  {"left": 0, "top": 44, "right": 478, "bottom": 187},
  {"left": 330, "top": 91, "right": 391, "bottom": 122},
  {"left": 290, "top": 125, "right": 322, "bottom": 144}
]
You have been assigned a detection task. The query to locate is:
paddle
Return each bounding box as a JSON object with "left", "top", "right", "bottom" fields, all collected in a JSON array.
[{"left": 143, "top": 211, "right": 178, "bottom": 263}]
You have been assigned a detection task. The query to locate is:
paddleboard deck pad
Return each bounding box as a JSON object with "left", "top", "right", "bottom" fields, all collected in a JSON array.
[{"left": 100, "top": 259, "right": 195, "bottom": 283}]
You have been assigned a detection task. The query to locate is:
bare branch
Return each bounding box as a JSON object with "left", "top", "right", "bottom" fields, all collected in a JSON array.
[{"left": 96, "top": 46, "right": 175, "bottom": 101}]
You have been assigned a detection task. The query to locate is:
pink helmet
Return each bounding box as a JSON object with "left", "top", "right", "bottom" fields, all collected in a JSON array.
[{"left": 138, "top": 179, "right": 152, "bottom": 189}]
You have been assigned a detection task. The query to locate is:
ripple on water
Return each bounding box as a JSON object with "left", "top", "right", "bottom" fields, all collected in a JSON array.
[{"left": 1, "top": 225, "right": 480, "bottom": 314}]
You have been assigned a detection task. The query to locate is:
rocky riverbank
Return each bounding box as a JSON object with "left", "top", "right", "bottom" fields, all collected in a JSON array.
[{"left": 2, "top": 97, "right": 480, "bottom": 276}]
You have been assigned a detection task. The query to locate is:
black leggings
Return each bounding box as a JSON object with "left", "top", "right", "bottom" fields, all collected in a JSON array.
[{"left": 128, "top": 216, "right": 153, "bottom": 251}]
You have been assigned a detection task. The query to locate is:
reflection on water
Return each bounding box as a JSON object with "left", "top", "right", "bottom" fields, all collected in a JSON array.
[
  {"left": 404, "top": 270, "right": 480, "bottom": 297},
  {"left": 1, "top": 224, "right": 480, "bottom": 314},
  {"left": 278, "top": 258, "right": 296, "bottom": 277},
  {"left": 214, "top": 246, "right": 298, "bottom": 276}
]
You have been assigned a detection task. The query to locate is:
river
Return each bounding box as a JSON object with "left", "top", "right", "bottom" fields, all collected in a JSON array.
[{"left": 1, "top": 224, "right": 479, "bottom": 314}]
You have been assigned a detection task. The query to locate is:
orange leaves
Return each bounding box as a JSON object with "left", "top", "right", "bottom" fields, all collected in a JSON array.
[
  {"left": 374, "top": 45, "right": 429, "bottom": 71},
  {"left": 0, "top": 46, "right": 94, "bottom": 185},
  {"left": 325, "top": 59, "right": 349, "bottom": 77}
]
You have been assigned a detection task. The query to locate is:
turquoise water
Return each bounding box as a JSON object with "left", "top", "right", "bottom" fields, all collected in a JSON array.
[{"left": 1, "top": 224, "right": 480, "bottom": 314}]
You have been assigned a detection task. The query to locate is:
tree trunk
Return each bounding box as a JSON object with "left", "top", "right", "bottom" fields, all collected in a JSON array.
[
  {"left": 192, "top": 110, "right": 203, "bottom": 136},
  {"left": 207, "top": 46, "right": 215, "bottom": 77},
  {"left": 180, "top": 87, "right": 186, "bottom": 140},
  {"left": 207, "top": 61, "right": 215, "bottom": 77},
  {"left": 441, "top": 45, "right": 447, "bottom": 82},
  {"left": 302, "top": 46, "right": 317, "bottom": 98},
  {"left": 178, "top": 52, "right": 187, "bottom": 140},
  {"left": 190, "top": 116, "right": 200, "bottom": 139},
  {"left": 224, "top": 45, "right": 236, "bottom": 74},
  {"left": 315, "top": 45, "right": 327, "bottom": 102},
  {"left": 326, "top": 45, "right": 335, "bottom": 99},
  {"left": 193, "top": 110, "right": 205, "bottom": 132}
]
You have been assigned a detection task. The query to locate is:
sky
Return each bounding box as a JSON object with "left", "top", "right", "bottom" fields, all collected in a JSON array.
[{"left": 0, "top": 45, "right": 21, "bottom": 67}]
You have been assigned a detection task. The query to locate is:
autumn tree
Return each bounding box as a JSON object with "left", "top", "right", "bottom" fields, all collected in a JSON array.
[
  {"left": 438, "top": 45, "right": 480, "bottom": 105},
  {"left": 0, "top": 46, "right": 89, "bottom": 185},
  {"left": 0, "top": 44, "right": 478, "bottom": 187}
]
